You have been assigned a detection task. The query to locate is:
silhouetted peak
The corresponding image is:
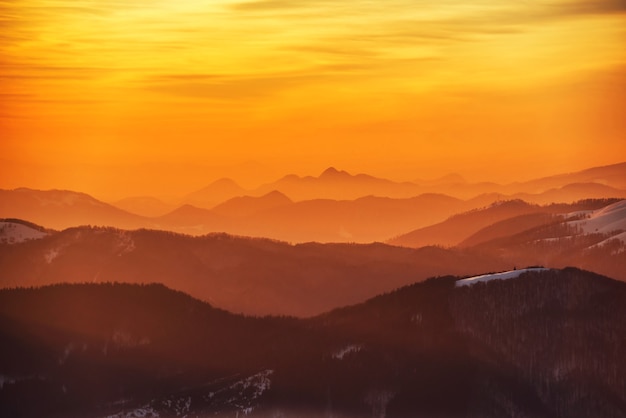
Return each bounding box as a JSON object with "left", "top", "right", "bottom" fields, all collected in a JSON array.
[
  {"left": 281, "top": 174, "right": 300, "bottom": 181},
  {"left": 208, "top": 177, "right": 241, "bottom": 189},
  {"left": 170, "top": 203, "right": 207, "bottom": 214},
  {"left": 262, "top": 190, "right": 292, "bottom": 203},
  {"left": 320, "top": 167, "right": 350, "bottom": 178}
]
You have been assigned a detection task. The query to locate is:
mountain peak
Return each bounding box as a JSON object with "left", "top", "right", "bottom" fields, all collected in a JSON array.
[
  {"left": 208, "top": 177, "right": 241, "bottom": 188},
  {"left": 320, "top": 167, "right": 349, "bottom": 178},
  {"left": 262, "top": 190, "right": 292, "bottom": 203}
]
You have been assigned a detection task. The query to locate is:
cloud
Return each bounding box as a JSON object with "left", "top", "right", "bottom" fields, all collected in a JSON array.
[
  {"left": 560, "top": 0, "right": 626, "bottom": 15},
  {"left": 143, "top": 72, "right": 335, "bottom": 100},
  {"left": 232, "top": 0, "right": 310, "bottom": 11}
]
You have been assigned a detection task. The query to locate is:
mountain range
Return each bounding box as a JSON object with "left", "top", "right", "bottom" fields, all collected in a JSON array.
[
  {"left": 181, "top": 162, "right": 626, "bottom": 204},
  {"left": 0, "top": 268, "right": 624, "bottom": 417},
  {"left": 2, "top": 162, "right": 625, "bottom": 417},
  {"left": 1, "top": 198, "right": 624, "bottom": 316}
]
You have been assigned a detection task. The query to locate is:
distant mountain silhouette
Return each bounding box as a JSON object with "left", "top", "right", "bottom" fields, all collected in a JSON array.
[
  {"left": 319, "top": 166, "right": 351, "bottom": 178},
  {"left": 0, "top": 188, "right": 482, "bottom": 243},
  {"left": 0, "top": 188, "right": 147, "bottom": 230},
  {"left": 178, "top": 162, "right": 626, "bottom": 204},
  {"left": 154, "top": 193, "right": 479, "bottom": 243},
  {"left": 155, "top": 204, "right": 228, "bottom": 231},
  {"left": 416, "top": 163, "right": 626, "bottom": 199},
  {"left": 511, "top": 182, "right": 626, "bottom": 204},
  {"left": 183, "top": 177, "right": 248, "bottom": 208},
  {"left": 211, "top": 190, "right": 292, "bottom": 217},
  {"left": 254, "top": 167, "right": 423, "bottom": 201},
  {"left": 112, "top": 196, "right": 175, "bottom": 217},
  {"left": 3, "top": 162, "right": 626, "bottom": 243},
  {"left": 414, "top": 172, "right": 467, "bottom": 186},
  {"left": 510, "top": 161, "right": 626, "bottom": 193},
  {"left": 238, "top": 193, "right": 470, "bottom": 243},
  {"left": 0, "top": 268, "right": 623, "bottom": 417}
]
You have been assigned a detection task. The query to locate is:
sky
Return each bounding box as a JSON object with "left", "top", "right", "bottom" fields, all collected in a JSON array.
[{"left": 1, "top": 0, "right": 625, "bottom": 199}]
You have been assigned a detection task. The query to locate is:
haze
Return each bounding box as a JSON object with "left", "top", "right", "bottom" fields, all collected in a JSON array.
[{"left": 1, "top": 0, "right": 625, "bottom": 199}]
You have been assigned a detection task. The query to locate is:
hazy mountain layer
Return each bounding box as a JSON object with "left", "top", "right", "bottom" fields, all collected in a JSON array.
[
  {"left": 181, "top": 162, "right": 626, "bottom": 203},
  {"left": 1, "top": 162, "right": 625, "bottom": 244},
  {"left": 389, "top": 199, "right": 622, "bottom": 248},
  {"left": 0, "top": 226, "right": 506, "bottom": 316},
  {"left": 1, "top": 198, "right": 625, "bottom": 316}
]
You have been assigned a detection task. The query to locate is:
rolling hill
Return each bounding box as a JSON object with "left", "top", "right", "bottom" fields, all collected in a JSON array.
[
  {"left": 388, "top": 199, "right": 620, "bottom": 248},
  {"left": 0, "top": 226, "right": 506, "bottom": 317},
  {"left": 0, "top": 189, "right": 147, "bottom": 231}
]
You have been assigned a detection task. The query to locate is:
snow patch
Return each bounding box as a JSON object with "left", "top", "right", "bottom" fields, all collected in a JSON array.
[
  {"left": 365, "top": 389, "right": 395, "bottom": 418},
  {"left": 44, "top": 248, "right": 60, "bottom": 264},
  {"left": 230, "top": 369, "right": 273, "bottom": 401},
  {"left": 567, "top": 200, "right": 626, "bottom": 234},
  {"left": 115, "top": 231, "right": 135, "bottom": 255},
  {"left": 587, "top": 231, "right": 626, "bottom": 254},
  {"left": 455, "top": 268, "right": 549, "bottom": 287},
  {"left": 107, "top": 371, "right": 272, "bottom": 417},
  {"left": 58, "top": 342, "right": 75, "bottom": 365},
  {"left": 160, "top": 396, "right": 191, "bottom": 416},
  {"left": 202, "top": 369, "right": 273, "bottom": 415},
  {"left": 111, "top": 330, "right": 151, "bottom": 348},
  {"left": 0, "top": 374, "right": 44, "bottom": 390},
  {"left": 332, "top": 344, "right": 362, "bottom": 360},
  {"left": 0, "top": 375, "right": 16, "bottom": 389},
  {"left": 106, "top": 405, "right": 160, "bottom": 418},
  {"left": 565, "top": 209, "right": 594, "bottom": 219},
  {"left": 0, "top": 221, "right": 47, "bottom": 244}
]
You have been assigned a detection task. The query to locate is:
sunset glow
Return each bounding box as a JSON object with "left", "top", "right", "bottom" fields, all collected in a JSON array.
[{"left": 2, "top": 0, "right": 625, "bottom": 198}]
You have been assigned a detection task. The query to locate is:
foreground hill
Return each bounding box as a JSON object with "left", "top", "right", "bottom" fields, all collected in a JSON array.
[
  {"left": 0, "top": 226, "right": 506, "bottom": 316},
  {"left": 0, "top": 268, "right": 624, "bottom": 417}
]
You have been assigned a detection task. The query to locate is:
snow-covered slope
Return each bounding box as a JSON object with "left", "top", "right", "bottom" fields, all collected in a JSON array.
[
  {"left": 588, "top": 231, "right": 626, "bottom": 253},
  {"left": 0, "top": 221, "right": 47, "bottom": 244},
  {"left": 568, "top": 199, "right": 626, "bottom": 234},
  {"left": 455, "top": 268, "right": 549, "bottom": 287}
]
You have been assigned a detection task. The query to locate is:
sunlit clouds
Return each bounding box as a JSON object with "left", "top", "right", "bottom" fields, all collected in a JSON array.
[{"left": 1, "top": 0, "right": 625, "bottom": 197}]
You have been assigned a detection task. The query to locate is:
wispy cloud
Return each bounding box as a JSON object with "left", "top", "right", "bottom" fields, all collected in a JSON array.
[
  {"left": 2, "top": 0, "right": 625, "bottom": 109},
  {"left": 143, "top": 71, "right": 340, "bottom": 100}
]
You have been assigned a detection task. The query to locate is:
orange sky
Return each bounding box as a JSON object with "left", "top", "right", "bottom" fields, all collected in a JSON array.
[{"left": 1, "top": 0, "right": 625, "bottom": 199}]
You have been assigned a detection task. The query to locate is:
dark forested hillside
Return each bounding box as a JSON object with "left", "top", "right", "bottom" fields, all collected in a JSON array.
[{"left": 0, "top": 268, "right": 624, "bottom": 417}]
